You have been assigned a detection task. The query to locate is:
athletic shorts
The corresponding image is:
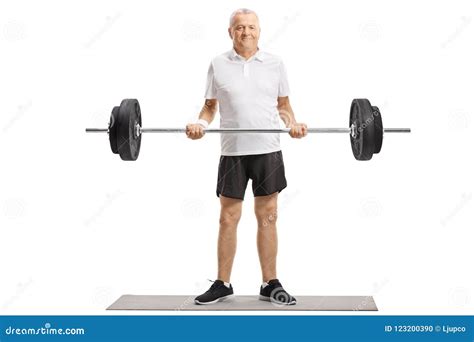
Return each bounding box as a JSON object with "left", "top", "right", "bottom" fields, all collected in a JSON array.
[{"left": 216, "top": 150, "right": 287, "bottom": 200}]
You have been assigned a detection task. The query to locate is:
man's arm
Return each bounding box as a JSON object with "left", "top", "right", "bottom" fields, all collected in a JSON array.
[
  {"left": 186, "top": 99, "right": 218, "bottom": 140},
  {"left": 199, "top": 99, "right": 218, "bottom": 124},
  {"left": 277, "top": 96, "right": 307, "bottom": 138}
]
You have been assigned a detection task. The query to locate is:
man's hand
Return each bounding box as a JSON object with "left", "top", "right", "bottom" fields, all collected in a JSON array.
[
  {"left": 288, "top": 123, "right": 308, "bottom": 138},
  {"left": 277, "top": 97, "right": 306, "bottom": 138},
  {"left": 186, "top": 123, "right": 206, "bottom": 140}
]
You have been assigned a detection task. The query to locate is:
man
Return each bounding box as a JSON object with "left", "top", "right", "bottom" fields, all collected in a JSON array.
[{"left": 187, "top": 8, "right": 307, "bottom": 305}]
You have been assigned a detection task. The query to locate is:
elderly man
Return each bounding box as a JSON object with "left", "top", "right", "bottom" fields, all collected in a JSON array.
[{"left": 187, "top": 8, "right": 307, "bottom": 305}]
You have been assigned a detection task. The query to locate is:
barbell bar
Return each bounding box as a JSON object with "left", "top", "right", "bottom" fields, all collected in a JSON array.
[
  {"left": 86, "top": 127, "right": 410, "bottom": 133},
  {"left": 85, "top": 98, "right": 411, "bottom": 161}
]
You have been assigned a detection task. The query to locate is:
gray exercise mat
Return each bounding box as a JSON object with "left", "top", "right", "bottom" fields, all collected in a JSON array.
[{"left": 107, "top": 295, "right": 378, "bottom": 311}]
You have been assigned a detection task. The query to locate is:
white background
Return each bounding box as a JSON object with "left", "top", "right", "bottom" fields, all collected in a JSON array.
[{"left": 1, "top": 0, "right": 473, "bottom": 315}]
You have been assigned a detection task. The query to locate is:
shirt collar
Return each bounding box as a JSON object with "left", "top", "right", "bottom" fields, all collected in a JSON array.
[{"left": 230, "top": 48, "right": 264, "bottom": 62}]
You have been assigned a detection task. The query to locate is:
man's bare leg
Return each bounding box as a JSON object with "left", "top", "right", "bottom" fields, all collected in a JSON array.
[
  {"left": 217, "top": 195, "right": 243, "bottom": 283},
  {"left": 254, "top": 192, "right": 278, "bottom": 282}
]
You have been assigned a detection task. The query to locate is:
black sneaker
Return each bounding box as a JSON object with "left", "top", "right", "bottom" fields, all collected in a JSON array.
[
  {"left": 259, "top": 279, "right": 297, "bottom": 305},
  {"left": 194, "top": 279, "right": 234, "bottom": 305}
]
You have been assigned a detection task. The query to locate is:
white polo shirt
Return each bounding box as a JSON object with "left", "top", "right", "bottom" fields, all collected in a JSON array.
[{"left": 204, "top": 49, "right": 290, "bottom": 156}]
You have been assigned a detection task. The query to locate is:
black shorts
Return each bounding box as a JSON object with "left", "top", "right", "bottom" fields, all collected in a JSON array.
[{"left": 216, "top": 150, "right": 287, "bottom": 200}]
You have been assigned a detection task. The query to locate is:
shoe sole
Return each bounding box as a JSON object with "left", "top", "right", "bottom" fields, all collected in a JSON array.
[
  {"left": 259, "top": 295, "right": 296, "bottom": 305},
  {"left": 194, "top": 294, "right": 235, "bottom": 305}
]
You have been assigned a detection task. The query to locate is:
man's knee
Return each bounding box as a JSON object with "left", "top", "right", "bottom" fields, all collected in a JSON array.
[
  {"left": 255, "top": 205, "right": 278, "bottom": 227},
  {"left": 219, "top": 207, "right": 242, "bottom": 226},
  {"left": 219, "top": 195, "right": 243, "bottom": 226}
]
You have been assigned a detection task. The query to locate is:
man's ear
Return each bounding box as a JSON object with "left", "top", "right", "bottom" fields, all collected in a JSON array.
[{"left": 228, "top": 27, "right": 233, "bottom": 39}]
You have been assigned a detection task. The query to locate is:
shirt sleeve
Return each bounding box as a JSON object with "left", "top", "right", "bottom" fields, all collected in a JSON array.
[
  {"left": 204, "top": 62, "right": 217, "bottom": 99},
  {"left": 278, "top": 60, "right": 291, "bottom": 97}
]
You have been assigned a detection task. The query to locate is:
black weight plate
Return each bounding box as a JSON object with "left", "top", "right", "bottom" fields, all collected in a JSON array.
[
  {"left": 372, "top": 106, "right": 383, "bottom": 154},
  {"left": 117, "top": 99, "right": 142, "bottom": 161},
  {"left": 109, "top": 106, "right": 120, "bottom": 154},
  {"left": 349, "top": 99, "right": 375, "bottom": 161}
]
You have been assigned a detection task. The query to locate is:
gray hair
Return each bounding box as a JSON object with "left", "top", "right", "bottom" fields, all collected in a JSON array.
[{"left": 229, "top": 8, "right": 259, "bottom": 27}]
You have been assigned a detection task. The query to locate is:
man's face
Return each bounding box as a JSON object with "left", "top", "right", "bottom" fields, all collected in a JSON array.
[{"left": 228, "top": 13, "right": 260, "bottom": 51}]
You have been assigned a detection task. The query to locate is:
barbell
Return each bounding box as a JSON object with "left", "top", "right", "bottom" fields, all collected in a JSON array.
[{"left": 85, "top": 98, "right": 410, "bottom": 161}]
